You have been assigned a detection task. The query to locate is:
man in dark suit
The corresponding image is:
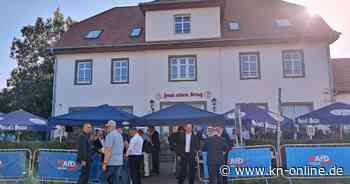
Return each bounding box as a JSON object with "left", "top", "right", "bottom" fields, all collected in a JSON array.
[
  {"left": 149, "top": 126, "right": 160, "bottom": 175},
  {"left": 77, "top": 122, "right": 93, "bottom": 184},
  {"left": 176, "top": 123, "right": 200, "bottom": 184},
  {"left": 203, "top": 126, "right": 229, "bottom": 184}
]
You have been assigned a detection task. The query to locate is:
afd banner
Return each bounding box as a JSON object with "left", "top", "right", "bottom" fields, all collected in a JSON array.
[
  {"left": 37, "top": 150, "right": 101, "bottom": 182},
  {"left": 202, "top": 147, "right": 274, "bottom": 179},
  {"left": 0, "top": 150, "right": 28, "bottom": 180},
  {"left": 284, "top": 145, "right": 350, "bottom": 177}
]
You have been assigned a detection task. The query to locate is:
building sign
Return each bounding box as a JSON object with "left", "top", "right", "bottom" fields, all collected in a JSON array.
[{"left": 156, "top": 91, "right": 212, "bottom": 100}]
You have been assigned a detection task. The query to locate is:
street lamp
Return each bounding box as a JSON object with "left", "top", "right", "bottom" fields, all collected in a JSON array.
[
  {"left": 211, "top": 97, "right": 217, "bottom": 112},
  {"left": 149, "top": 99, "right": 155, "bottom": 112}
]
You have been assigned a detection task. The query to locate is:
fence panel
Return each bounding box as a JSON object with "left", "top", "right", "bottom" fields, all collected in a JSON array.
[
  {"left": 282, "top": 144, "right": 350, "bottom": 179},
  {"left": 0, "top": 149, "right": 31, "bottom": 181},
  {"left": 35, "top": 149, "right": 101, "bottom": 183},
  {"left": 198, "top": 145, "right": 276, "bottom": 183}
]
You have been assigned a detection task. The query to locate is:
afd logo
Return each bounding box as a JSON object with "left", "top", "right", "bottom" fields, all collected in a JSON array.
[
  {"left": 228, "top": 157, "right": 247, "bottom": 167},
  {"left": 308, "top": 155, "right": 332, "bottom": 166},
  {"left": 56, "top": 160, "right": 77, "bottom": 171}
]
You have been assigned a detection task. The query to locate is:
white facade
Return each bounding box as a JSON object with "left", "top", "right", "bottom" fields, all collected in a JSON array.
[
  {"left": 336, "top": 94, "right": 350, "bottom": 104},
  {"left": 145, "top": 7, "right": 221, "bottom": 42},
  {"left": 53, "top": 42, "right": 333, "bottom": 118}
]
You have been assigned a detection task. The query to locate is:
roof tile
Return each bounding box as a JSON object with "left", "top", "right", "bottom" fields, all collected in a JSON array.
[{"left": 54, "top": 0, "right": 339, "bottom": 53}]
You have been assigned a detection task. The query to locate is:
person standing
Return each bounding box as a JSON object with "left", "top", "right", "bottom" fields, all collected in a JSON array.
[
  {"left": 118, "top": 127, "right": 130, "bottom": 184},
  {"left": 176, "top": 123, "right": 200, "bottom": 184},
  {"left": 127, "top": 128, "right": 144, "bottom": 184},
  {"left": 149, "top": 126, "right": 160, "bottom": 175},
  {"left": 77, "top": 122, "right": 93, "bottom": 184},
  {"left": 93, "top": 129, "right": 105, "bottom": 164},
  {"left": 169, "top": 126, "right": 184, "bottom": 177},
  {"left": 101, "top": 120, "right": 124, "bottom": 184},
  {"left": 138, "top": 129, "right": 152, "bottom": 177},
  {"left": 203, "top": 126, "right": 229, "bottom": 184}
]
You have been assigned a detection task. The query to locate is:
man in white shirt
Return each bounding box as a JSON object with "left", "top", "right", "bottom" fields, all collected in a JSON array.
[
  {"left": 127, "top": 127, "right": 144, "bottom": 184},
  {"left": 176, "top": 124, "right": 200, "bottom": 184}
]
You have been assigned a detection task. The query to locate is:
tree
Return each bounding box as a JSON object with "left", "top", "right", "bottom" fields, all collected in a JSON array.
[{"left": 0, "top": 9, "right": 73, "bottom": 118}]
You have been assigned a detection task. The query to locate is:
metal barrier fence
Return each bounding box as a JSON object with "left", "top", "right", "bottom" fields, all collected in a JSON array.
[
  {"left": 33, "top": 149, "right": 101, "bottom": 183},
  {"left": 2, "top": 144, "right": 350, "bottom": 183},
  {"left": 197, "top": 145, "right": 277, "bottom": 184},
  {"left": 0, "top": 149, "right": 31, "bottom": 182}
]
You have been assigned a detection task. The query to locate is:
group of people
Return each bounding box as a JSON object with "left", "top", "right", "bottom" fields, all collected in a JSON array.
[
  {"left": 76, "top": 120, "right": 160, "bottom": 184},
  {"left": 77, "top": 121, "right": 231, "bottom": 184},
  {"left": 168, "top": 124, "right": 230, "bottom": 184}
]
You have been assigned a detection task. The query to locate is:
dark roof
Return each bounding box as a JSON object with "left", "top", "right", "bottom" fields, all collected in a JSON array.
[
  {"left": 135, "top": 103, "right": 224, "bottom": 126},
  {"left": 49, "top": 104, "right": 139, "bottom": 126},
  {"left": 141, "top": 0, "right": 206, "bottom": 5},
  {"left": 53, "top": 0, "right": 339, "bottom": 54},
  {"left": 332, "top": 58, "right": 350, "bottom": 94}
]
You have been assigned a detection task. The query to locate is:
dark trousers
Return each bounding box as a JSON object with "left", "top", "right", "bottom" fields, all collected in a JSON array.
[
  {"left": 100, "top": 165, "right": 122, "bottom": 184},
  {"left": 77, "top": 162, "right": 91, "bottom": 184},
  {"left": 129, "top": 155, "right": 142, "bottom": 184},
  {"left": 208, "top": 164, "right": 224, "bottom": 184},
  {"left": 152, "top": 150, "right": 160, "bottom": 174},
  {"left": 178, "top": 153, "right": 196, "bottom": 184}
]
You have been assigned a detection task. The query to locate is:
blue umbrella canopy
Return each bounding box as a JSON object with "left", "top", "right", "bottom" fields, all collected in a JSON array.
[
  {"left": 136, "top": 103, "right": 224, "bottom": 126},
  {"left": 296, "top": 102, "right": 350, "bottom": 125},
  {"left": 223, "top": 103, "right": 294, "bottom": 129},
  {"left": 49, "top": 104, "right": 138, "bottom": 126},
  {"left": 0, "top": 110, "right": 48, "bottom": 131}
]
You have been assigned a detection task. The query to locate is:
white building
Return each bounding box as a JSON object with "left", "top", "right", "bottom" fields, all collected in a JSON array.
[{"left": 52, "top": 0, "right": 340, "bottom": 124}]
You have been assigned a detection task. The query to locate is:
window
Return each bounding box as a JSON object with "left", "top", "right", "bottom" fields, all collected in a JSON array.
[
  {"left": 169, "top": 56, "right": 196, "bottom": 81},
  {"left": 229, "top": 21, "right": 240, "bottom": 31},
  {"left": 282, "top": 50, "right": 305, "bottom": 78},
  {"left": 281, "top": 103, "right": 313, "bottom": 119},
  {"left": 84, "top": 30, "right": 103, "bottom": 39},
  {"left": 275, "top": 19, "right": 292, "bottom": 27},
  {"left": 75, "top": 60, "right": 92, "bottom": 85},
  {"left": 174, "top": 14, "right": 191, "bottom": 34},
  {"left": 130, "top": 27, "right": 142, "bottom": 37},
  {"left": 111, "top": 58, "right": 129, "bottom": 84},
  {"left": 239, "top": 52, "right": 261, "bottom": 79}
]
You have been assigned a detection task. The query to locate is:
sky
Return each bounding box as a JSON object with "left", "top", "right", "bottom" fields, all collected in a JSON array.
[{"left": 0, "top": 0, "right": 349, "bottom": 89}]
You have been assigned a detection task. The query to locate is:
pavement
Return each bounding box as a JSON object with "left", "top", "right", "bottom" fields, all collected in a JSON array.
[{"left": 143, "top": 162, "right": 184, "bottom": 184}]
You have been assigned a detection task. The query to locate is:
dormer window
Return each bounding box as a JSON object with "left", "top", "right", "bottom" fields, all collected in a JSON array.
[
  {"left": 130, "top": 27, "right": 142, "bottom": 37},
  {"left": 229, "top": 21, "right": 240, "bottom": 31},
  {"left": 275, "top": 19, "right": 292, "bottom": 28},
  {"left": 84, "top": 30, "right": 103, "bottom": 39},
  {"left": 174, "top": 14, "right": 191, "bottom": 34}
]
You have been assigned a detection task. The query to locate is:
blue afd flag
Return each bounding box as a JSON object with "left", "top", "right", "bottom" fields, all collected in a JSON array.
[
  {"left": 37, "top": 150, "right": 101, "bottom": 182},
  {"left": 202, "top": 147, "right": 273, "bottom": 179},
  {"left": 285, "top": 145, "right": 350, "bottom": 177},
  {"left": 0, "top": 150, "right": 28, "bottom": 179}
]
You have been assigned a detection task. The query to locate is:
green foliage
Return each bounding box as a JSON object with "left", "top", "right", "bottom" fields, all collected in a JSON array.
[
  {"left": 0, "top": 9, "right": 73, "bottom": 118},
  {"left": 0, "top": 140, "right": 76, "bottom": 153}
]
